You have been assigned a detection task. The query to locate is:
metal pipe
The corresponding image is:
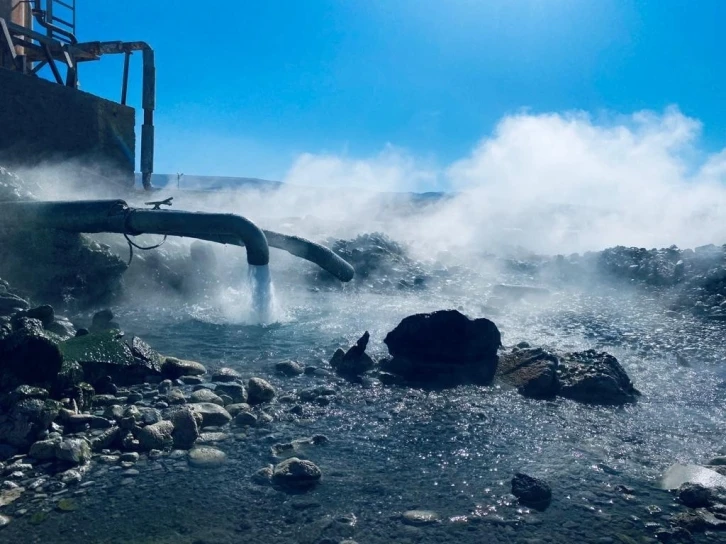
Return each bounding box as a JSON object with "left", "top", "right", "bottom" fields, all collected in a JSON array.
[
  {"left": 0, "top": 200, "right": 269, "bottom": 266},
  {"left": 0, "top": 200, "right": 355, "bottom": 281}
]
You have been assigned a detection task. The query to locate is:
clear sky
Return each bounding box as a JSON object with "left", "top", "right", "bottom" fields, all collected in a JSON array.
[{"left": 74, "top": 0, "right": 725, "bottom": 183}]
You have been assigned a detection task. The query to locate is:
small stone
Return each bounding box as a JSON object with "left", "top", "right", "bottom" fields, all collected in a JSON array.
[
  {"left": 214, "top": 383, "right": 247, "bottom": 404},
  {"left": 252, "top": 465, "right": 273, "bottom": 485},
  {"left": 225, "top": 403, "right": 252, "bottom": 417},
  {"left": 271, "top": 457, "right": 322, "bottom": 489},
  {"left": 167, "top": 388, "right": 187, "bottom": 405},
  {"left": 275, "top": 360, "right": 304, "bottom": 377},
  {"left": 171, "top": 407, "right": 200, "bottom": 449},
  {"left": 161, "top": 357, "right": 207, "bottom": 380},
  {"left": 180, "top": 376, "right": 204, "bottom": 385},
  {"left": 188, "top": 403, "right": 232, "bottom": 427},
  {"left": 119, "top": 452, "right": 139, "bottom": 463},
  {"left": 29, "top": 439, "right": 59, "bottom": 461},
  {"left": 56, "top": 498, "right": 79, "bottom": 512},
  {"left": 235, "top": 412, "right": 257, "bottom": 427},
  {"left": 158, "top": 380, "right": 173, "bottom": 395},
  {"left": 211, "top": 367, "right": 242, "bottom": 382},
  {"left": 0, "top": 514, "right": 10, "bottom": 528},
  {"left": 402, "top": 510, "right": 440, "bottom": 526},
  {"left": 188, "top": 446, "right": 227, "bottom": 468},
  {"left": 190, "top": 389, "right": 225, "bottom": 406},
  {"left": 247, "top": 377, "right": 275, "bottom": 405},
  {"left": 138, "top": 421, "right": 174, "bottom": 451}
]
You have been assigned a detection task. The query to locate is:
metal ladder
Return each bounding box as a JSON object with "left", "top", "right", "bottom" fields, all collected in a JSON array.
[{"left": 34, "top": 0, "right": 77, "bottom": 43}]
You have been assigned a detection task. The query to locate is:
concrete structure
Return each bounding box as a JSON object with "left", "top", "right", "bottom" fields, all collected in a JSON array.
[{"left": 0, "top": 68, "right": 135, "bottom": 184}]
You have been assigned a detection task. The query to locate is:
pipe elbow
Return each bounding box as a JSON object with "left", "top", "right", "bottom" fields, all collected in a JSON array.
[{"left": 229, "top": 215, "right": 269, "bottom": 266}]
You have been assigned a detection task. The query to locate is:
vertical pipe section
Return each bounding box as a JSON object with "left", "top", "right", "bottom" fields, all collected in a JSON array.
[
  {"left": 141, "top": 47, "right": 155, "bottom": 190},
  {"left": 121, "top": 50, "right": 130, "bottom": 105}
]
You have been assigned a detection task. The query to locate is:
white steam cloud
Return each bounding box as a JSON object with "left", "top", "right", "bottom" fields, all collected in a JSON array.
[{"left": 278, "top": 106, "right": 726, "bottom": 255}]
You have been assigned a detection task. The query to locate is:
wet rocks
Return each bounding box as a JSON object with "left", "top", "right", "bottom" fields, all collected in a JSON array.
[
  {"left": 557, "top": 350, "right": 640, "bottom": 405},
  {"left": 271, "top": 457, "right": 322, "bottom": 490},
  {"left": 275, "top": 360, "right": 304, "bottom": 377},
  {"left": 511, "top": 472, "right": 552, "bottom": 510},
  {"left": 330, "top": 332, "right": 375, "bottom": 377},
  {"left": 28, "top": 438, "right": 59, "bottom": 460},
  {"left": 0, "top": 317, "right": 64, "bottom": 388},
  {"left": 161, "top": 357, "right": 206, "bottom": 380},
  {"left": 188, "top": 446, "right": 227, "bottom": 468},
  {"left": 214, "top": 383, "right": 246, "bottom": 404},
  {"left": 497, "top": 346, "right": 559, "bottom": 399},
  {"left": 247, "top": 378, "right": 275, "bottom": 405},
  {"left": 401, "top": 510, "right": 441, "bottom": 526},
  {"left": 381, "top": 310, "right": 501, "bottom": 385}
]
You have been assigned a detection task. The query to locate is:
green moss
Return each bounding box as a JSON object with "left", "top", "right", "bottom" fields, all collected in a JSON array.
[{"left": 59, "top": 330, "right": 135, "bottom": 366}]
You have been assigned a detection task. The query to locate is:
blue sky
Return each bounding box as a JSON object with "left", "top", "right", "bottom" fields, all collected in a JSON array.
[{"left": 74, "top": 0, "right": 725, "bottom": 181}]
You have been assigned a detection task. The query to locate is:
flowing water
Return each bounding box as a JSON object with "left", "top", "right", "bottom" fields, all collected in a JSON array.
[{"left": 4, "top": 265, "right": 726, "bottom": 544}]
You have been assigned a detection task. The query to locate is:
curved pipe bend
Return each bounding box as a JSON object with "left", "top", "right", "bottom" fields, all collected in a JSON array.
[{"left": 0, "top": 199, "right": 355, "bottom": 281}]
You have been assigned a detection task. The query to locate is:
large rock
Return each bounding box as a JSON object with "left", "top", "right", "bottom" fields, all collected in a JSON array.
[
  {"left": 188, "top": 403, "right": 232, "bottom": 427},
  {"left": 188, "top": 446, "right": 227, "bottom": 468},
  {"left": 497, "top": 346, "right": 559, "bottom": 399},
  {"left": 330, "top": 332, "right": 375, "bottom": 377},
  {"left": 59, "top": 330, "right": 163, "bottom": 385},
  {"left": 557, "top": 350, "right": 640, "bottom": 405},
  {"left": 381, "top": 310, "right": 501, "bottom": 385},
  {"left": 0, "top": 398, "right": 61, "bottom": 449}
]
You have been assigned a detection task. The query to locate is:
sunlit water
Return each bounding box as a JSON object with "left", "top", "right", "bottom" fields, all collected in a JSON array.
[{"left": 5, "top": 267, "right": 726, "bottom": 544}]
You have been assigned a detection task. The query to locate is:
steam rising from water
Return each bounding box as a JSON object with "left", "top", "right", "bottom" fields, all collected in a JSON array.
[{"left": 10, "top": 106, "right": 726, "bottom": 319}]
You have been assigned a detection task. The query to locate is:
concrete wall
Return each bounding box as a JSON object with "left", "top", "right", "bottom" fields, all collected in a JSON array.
[{"left": 0, "top": 69, "right": 135, "bottom": 185}]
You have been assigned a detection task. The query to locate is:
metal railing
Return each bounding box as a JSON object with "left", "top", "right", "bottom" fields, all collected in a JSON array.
[{"left": 43, "top": 0, "right": 76, "bottom": 43}]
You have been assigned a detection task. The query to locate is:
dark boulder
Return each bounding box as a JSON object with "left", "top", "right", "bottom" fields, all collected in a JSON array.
[
  {"left": 0, "top": 317, "right": 64, "bottom": 389},
  {"left": 381, "top": 310, "right": 501, "bottom": 385},
  {"left": 511, "top": 472, "right": 552, "bottom": 510},
  {"left": 330, "top": 331, "right": 376, "bottom": 377},
  {"left": 557, "top": 350, "right": 640, "bottom": 405},
  {"left": 0, "top": 397, "right": 61, "bottom": 449},
  {"left": 497, "top": 347, "right": 559, "bottom": 399},
  {"left": 59, "top": 330, "right": 163, "bottom": 386}
]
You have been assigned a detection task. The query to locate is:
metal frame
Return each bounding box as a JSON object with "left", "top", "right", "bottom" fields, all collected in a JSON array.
[{"left": 0, "top": 1, "right": 157, "bottom": 190}]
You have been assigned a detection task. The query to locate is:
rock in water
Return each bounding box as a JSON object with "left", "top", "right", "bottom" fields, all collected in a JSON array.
[
  {"left": 247, "top": 378, "right": 275, "bottom": 405},
  {"left": 190, "top": 389, "right": 224, "bottom": 406},
  {"left": 330, "top": 332, "right": 376, "bottom": 377},
  {"left": 382, "top": 310, "right": 501, "bottom": 385},
  {"left": 211, "top": 367, "right": 242, "bottom": 382},
  {"left": 677, "top": 483, "right": 712, "bottom": 508},
  {"left": 188, "top": 446, "right": 227, "bottom": 468},
  {"left": 497, "top": 347, "right": 560, "bottom": 399},
  {"left": 557, "top": 350, "right": 640, "bottom": 405},
  {"left": 161, "top": 357, "right": 206, "bottom": 380},
  {"left": 272, "top": 457, "right": 322, "bottom": 490},
  {"left": 275, "top": 360, "right": 304, "bottom": 377},
  {"left": 662, "top": 464, "right": 726, "bottom": 490},
  {"left": 511, "top": 473, "right": 552, "bottom": 510}
]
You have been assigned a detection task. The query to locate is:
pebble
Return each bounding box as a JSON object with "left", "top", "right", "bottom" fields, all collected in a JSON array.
[
  {"left": 119, "top": 452, "right": 139, "bottom": 463},
  {"left": 0, "top": 514, "right": 10, "bottom": 528},
  {"left": 188, "top": 446, "right": 227, "bottom": 469},
  {"left": 402, "top": 510, "right": 441, "bottom": 526}
]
